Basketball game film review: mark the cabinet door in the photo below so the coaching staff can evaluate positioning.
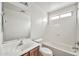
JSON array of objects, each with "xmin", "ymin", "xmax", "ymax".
[{"xmin": 30, "ymin": 46, "xmax": 39, "ymax": 56}]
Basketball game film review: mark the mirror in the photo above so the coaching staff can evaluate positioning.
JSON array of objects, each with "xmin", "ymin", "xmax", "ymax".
[{"xmin": 2, "ymin": 2, "xmax": 31, "ymax": 42}]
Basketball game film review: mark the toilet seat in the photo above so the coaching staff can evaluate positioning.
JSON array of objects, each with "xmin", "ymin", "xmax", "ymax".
[{"xmin": 40, "ymin": 47, "xmax": 53, "ymax": 56}]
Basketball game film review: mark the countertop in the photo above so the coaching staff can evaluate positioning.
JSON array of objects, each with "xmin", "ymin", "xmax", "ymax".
[{"xmin": 0, "ymin": 39, "xmax": 40, "ymax": 56}]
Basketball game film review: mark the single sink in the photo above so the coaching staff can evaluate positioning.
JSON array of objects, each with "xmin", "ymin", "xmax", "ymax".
[
  {"xmin": 16, "ymin": 40, "xmax": 36, "ymax": 53},
  {"xmin": 14, "ymin": 39, "xmax": 39, "ymax": 55}
]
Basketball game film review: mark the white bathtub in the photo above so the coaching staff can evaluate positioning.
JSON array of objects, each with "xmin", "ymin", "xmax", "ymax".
[{"xmin": 43, "ymin": 41, "xmax": 79, "ymax": 56}]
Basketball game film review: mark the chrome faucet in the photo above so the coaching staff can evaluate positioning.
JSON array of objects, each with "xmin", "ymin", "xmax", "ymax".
[{"xmin": 17, "ymin": 40, "xmax": 23, "ymax": 46}]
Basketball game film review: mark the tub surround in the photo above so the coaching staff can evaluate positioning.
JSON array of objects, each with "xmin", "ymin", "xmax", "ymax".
[{"xmin": 0, "ymin": 39, "xmax": 40, "ymax": 56}]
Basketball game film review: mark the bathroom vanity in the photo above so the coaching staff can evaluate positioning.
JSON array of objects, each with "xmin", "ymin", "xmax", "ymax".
[{"xmin": 0, "ymin": 39, "xmax": 40, "ymax": 56}]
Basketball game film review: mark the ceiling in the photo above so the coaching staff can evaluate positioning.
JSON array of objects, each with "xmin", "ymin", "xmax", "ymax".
[{"xmin": 33, "ymin": 2, "xmax": 76, "ymax": 13}]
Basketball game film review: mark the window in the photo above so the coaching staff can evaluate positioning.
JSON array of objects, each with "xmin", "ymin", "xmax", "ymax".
[
  {"xmin": 49, "ymin": 12, "xmax": 72, "ymax": 20},
  {"xmin": 60, "ymin": 12, "xmax": 72, "ymax": 18},
  {"xmin": 50, "ymin": 16, "xmax": 59, "ymax": 20}
]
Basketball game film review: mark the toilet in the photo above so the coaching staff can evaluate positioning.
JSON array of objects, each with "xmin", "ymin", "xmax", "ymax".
[{"xmin": 33, "ymin": 38, "xmax": 53, "ymax": 56}]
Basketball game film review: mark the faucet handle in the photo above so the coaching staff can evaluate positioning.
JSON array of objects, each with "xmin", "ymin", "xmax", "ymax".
[{"xmin": 72, "ymin": 46, "xmax": 79, "ymax": 51}]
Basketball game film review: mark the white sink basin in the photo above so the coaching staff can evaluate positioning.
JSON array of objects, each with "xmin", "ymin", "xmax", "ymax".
[{"xmin": 16, "ymin": 43, "xmax": 32, "ymax": 52}]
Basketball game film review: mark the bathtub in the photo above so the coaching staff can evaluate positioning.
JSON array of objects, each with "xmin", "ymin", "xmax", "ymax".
[{"xmin": 42, "ymin": 41, "xmax": 79, "ymax": 56}]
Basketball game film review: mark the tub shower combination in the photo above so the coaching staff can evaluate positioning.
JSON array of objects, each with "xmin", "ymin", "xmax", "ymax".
[{"xmin": 42, "ymin": 3, "xmax": 79, "ymax": 56}]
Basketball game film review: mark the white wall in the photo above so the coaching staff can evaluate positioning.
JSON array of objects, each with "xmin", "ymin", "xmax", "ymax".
[
  {"xmin": 30, "ymin": 3, "xmax": 47, "ymax": 40},
  {"xmin": 42, "ymin": 4, "xmax": 77, "ymax": 47}
]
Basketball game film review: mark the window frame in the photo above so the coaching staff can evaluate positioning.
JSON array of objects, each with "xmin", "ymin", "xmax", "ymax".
[{"xmin": 60, "ymin": 11, "xmax": 72, "ymax": 18}]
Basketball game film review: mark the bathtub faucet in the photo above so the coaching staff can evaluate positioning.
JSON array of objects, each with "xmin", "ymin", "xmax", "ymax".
[{"xmin": 72, "ymin": 46, "xmax": 79, "ymax": 52}]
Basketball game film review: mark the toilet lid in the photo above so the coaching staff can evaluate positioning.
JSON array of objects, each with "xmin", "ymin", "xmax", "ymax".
[{"xmin": 40, "ymin": 47, "xmax": 52, "ymax": 54}]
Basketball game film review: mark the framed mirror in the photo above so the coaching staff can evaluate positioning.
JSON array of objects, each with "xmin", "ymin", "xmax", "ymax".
[{"xmin": 2, "ymin": 2, "xmax": 31, "ymax": 42}]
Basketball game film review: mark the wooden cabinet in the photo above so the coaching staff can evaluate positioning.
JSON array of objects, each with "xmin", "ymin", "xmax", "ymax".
[
  {"xmin": 30, "ymin": 46, "xmax": 39, "ymax": 56},
  {"xmin": 21, "ymin": 46, "xmax": 39, "ymax": 56}
]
